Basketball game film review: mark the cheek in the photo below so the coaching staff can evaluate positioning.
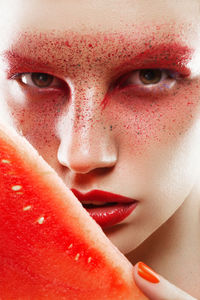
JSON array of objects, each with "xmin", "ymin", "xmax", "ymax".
[
  {"xmin": 106, "ymin": 79, "xmax": 200, "ymax": 209},
  {"xmin": 106, "ymin": 79, "xmax": 200, "ymax": 155},
  {"xmin": 2, "ymin": 85, "xmax": 68, "ymax": 158}
]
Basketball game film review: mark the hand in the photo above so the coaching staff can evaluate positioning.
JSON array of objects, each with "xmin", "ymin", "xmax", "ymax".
[{"xmin": 133, "ymin": 262, "xmax": 198, "ymax": 300}]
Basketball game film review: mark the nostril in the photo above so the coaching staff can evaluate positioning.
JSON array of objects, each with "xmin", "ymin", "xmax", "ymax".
[
  {"xmin": 62, "ymin": 160, "xmax": 97, "ymax": 174},
  {"xmin": 57, "ymin": 144, "xmax": 117, "ymax": 174},
  {"xmin": 57, "ymin": 121, "xmax": 118, "ymax": 174},
  {"xmin": 58, "ymin": 155, "xmax": 117, "ymax": 174}
]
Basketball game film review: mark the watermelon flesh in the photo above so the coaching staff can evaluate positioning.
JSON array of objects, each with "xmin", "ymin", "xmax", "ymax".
[{"xmin": 0, "ymin": 124, "xmax": 147, "ymax": 300}]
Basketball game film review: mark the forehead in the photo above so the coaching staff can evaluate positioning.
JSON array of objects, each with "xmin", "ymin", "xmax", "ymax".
[
  {"xmin": 0, "ymin": 0, "xmax": 200, "ymax": 79},
  {"xmin": 0, "ymin": 0, "xmax": 199, "ymax": 33}
]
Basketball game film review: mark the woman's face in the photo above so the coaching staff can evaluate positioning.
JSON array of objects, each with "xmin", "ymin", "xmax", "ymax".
[{"xmin": 0, "ymin": 0, "xmax": 200, "ymax": 254}]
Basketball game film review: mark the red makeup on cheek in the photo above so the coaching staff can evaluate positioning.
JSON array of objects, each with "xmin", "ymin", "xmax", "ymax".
[
  {"xmin": 108, "ymin": 78, "xmax": 200, "ymax": 153},
  {"xmin": 4, "ymin": 86, "xmax": 68, "ymax": 165}
]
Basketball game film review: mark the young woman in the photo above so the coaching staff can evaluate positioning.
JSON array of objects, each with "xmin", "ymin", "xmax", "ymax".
[{"xmin": 0, "ymin": 0, "xmax": 199, "ymax": 298}]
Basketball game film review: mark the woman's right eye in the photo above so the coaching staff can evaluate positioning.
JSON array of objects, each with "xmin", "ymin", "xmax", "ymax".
[{"xmin": 16, "ymin": 73, "xmax": 64, "ymax": 89}]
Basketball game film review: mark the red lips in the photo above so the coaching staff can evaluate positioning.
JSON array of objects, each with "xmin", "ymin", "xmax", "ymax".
[{"xmin": 71, "ymin": 189, "xmax": 138, "ymax": 228}]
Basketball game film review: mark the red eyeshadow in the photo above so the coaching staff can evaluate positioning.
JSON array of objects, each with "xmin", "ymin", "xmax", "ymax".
[
  {"xmin": 113, "ymin": 43, "xmax": 193, "ymax": 78},
  {"xmin": 3, "ymin": 31, "xmax": 194, "ymax": 112},
  {"xmin": 4, "ymin": 52, "xmax": 57, "ymax": 79},
  {"xmin": 2, "ymin": 28, "xmax": 199, "ymax": 158},
  {"xmin": 4, "ymin": 32, "xmax": 194, "ymax": 75}
]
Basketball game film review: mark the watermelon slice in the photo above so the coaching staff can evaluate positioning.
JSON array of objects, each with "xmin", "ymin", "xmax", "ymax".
[{"xmin": 0, "ymin": 124, "xmax": 147, "ymax": 300}]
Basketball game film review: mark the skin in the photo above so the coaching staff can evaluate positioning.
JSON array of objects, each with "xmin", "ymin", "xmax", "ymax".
[{"xmin": 0, "ymin": 0, "xmax": 199, "ymax": 298}]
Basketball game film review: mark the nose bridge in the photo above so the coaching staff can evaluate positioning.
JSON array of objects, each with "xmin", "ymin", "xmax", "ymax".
[
  {"xmin": 70, "ymin": 84, "xmax": 101, "ymax": 154},
  {"xmin": 57, "ymin": 78, "xmax": 117, "ymax": 173},
  {"xmin": 76, "ymin": 82, "xmax": 100, "ymax": 130},
  {"xmin": 70, "ymin": 77, "xmax": 105, "ymax": 145}
]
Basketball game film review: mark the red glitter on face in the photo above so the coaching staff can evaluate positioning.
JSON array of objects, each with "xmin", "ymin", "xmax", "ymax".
[
  {"xmin": 100, "ymin": 43, "xmax": 193, "ymax": 109},
  {"xmin": 65, "ymin": 40, "xmax": 71, "ymax": 48},
  {"xmin": 5, "ymin": 52, "xmax": 57, "ymax": 79},
  {"xmin": 113, "ymin": 43, "xmax": 193, "ymax": 78},
  {"xmin": 4, "ymin": 33, "xmax": 194, "ymax": 114},
  {"xmin": 2, "ymin": 29, "xmax": 197, "ymax": 158}
]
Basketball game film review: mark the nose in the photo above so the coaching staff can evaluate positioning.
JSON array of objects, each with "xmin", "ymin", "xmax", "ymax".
[{"xmin": 57, "ymin": 85, "xmax": 118, "ymax": 174}]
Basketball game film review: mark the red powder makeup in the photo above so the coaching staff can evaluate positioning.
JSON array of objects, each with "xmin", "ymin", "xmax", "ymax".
[{"xmin": 2, "ymin": 25, "xmax": 197, "ymax": 156}]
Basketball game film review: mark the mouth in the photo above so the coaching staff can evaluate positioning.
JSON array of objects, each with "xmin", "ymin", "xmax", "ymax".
[{"xmin": 71, "ymin": 189, "xmax": 138, "ymax": 228}]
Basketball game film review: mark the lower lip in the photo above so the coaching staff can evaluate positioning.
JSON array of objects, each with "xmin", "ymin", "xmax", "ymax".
[{"xmin": 83, "ymin": 202, "xmax": 137, "ymax": 228}]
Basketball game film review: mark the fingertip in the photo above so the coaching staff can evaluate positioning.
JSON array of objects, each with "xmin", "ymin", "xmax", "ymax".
[
  {"xmin": 136, "ymin": 262, "xmax": 160, "ymax": 284},
  {"xmin": 133, "ymin": 262, "xmax": 195, "ymax": 300},
  {"xmin": 133, "ymin": 262, "xmax": 161, "ymax": 300}
]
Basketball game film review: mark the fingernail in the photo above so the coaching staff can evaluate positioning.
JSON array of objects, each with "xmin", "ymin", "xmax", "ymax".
[{"xmin": 137, "ymin": 262, "xmax": 160, "ymax": 284}]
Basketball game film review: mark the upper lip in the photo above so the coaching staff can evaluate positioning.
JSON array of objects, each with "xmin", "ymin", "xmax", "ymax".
[{"xmin": 71, "ymin": 189, "xmax": 137, "ymax": 204}]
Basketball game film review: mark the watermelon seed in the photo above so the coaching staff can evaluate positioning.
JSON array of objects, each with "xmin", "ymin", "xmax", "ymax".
[
  {"xmin": 88, "ymin": 257, "xmax": 92, "ymax": 263},
  {"xmin": 75, "ymin": 253, "xmax": 80, "ymax": 261},
  {"xmin": 23, "ymin": 205, "xmax": 32, "ymax": 211},
  {"xmin": 12, "ymin": 185, "xmax": 22, "ymax": 191},
  {"xmin": 37, "ymin": 216, "xmax": 45, "ymax": 224},
  {"xmin": 1, "ymin": 159, "xmax": 11, "ymax": 164},
  {"xmin": 68, "ymin": 243, "xmax": 73, "ymax": 249}
]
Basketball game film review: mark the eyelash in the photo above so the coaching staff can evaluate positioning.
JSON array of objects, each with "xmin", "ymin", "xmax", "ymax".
[
  {"xmin": 13, "ymin": 72, "xmax": 64, "ymax": 91},
  {"xmin": 115, "ymin": 69, "xmax": 179, "ymax": 91},
  {"xmin": 12, "ymin": 69, "xmax": 179, "ymax": 93}
]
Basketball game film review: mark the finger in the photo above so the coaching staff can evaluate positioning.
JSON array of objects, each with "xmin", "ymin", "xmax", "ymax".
[{"xmin": 133, "ymin": 262, "xmax": 198, "ymax": 300}]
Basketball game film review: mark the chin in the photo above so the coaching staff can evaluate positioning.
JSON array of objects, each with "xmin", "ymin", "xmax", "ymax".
[{"xmin": 103, "ymin": 223, "xmax": 140, "ymax": 255}]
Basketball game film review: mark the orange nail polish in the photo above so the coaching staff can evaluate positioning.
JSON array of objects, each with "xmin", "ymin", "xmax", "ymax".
[{"xmin": 137, "ymin": 262, "xmax": 160, "ymax": 284}]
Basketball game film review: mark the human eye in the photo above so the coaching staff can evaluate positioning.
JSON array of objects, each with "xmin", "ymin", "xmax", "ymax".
[
  {"xmin": 12, "ymin": 72, "xmax": 64, "ymax": 90},
  {"xmin": 116, "ymin": 69, "xmax": 179, "ymax": 93}
]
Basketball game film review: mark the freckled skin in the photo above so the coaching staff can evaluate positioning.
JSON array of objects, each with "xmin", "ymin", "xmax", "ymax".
[{"xmin": 0, "ymin": 0, "xmax": 200, "ymax": 297}]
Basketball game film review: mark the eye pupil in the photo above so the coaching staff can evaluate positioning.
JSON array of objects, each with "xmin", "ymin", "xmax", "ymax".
[
  {"xmin": 139, "ymin": 69, "xmax": 162, "ymax": 84},
  {"xmin": 31, "ymin": 73, "xmax": 54, "ymax": 88}
]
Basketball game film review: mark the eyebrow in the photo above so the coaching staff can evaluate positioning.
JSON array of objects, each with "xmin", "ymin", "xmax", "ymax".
[
  {"xmin": 3, "ymin": 32, "xmax": 194, "ymax": 79},
  {"xmin": 4, "ymin": 51, "xmax": 58, "ymax": 79},
  {"xmin": 113, "ymin": 43, "xmax": 193, "ymax": 78}
]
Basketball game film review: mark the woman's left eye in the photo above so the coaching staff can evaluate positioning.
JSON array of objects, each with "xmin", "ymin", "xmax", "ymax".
[
  {"xmin": 16, "ymin": 73, "xmax": 63, "ymax": 89},
  {"xmin": 117, "ymin": 69, "xmax": 177, "ymax": 90},
  {"xmin": 138, "ymin": 69, "xmax": 163, "ymax": 84}
]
